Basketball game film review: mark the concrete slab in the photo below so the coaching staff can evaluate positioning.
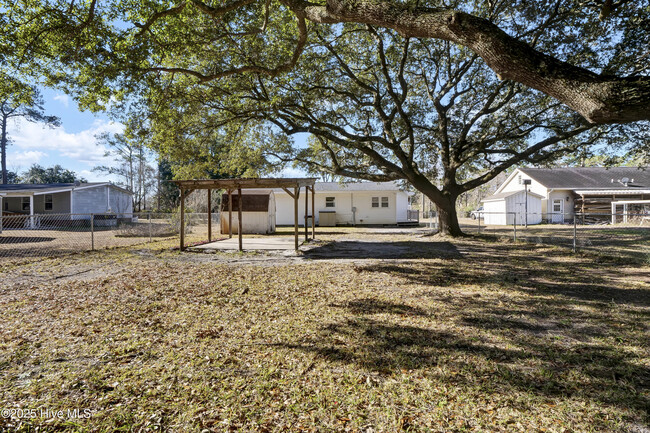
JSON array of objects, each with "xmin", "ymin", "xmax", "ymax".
[{"xmin": 193, "ymin": 237, "xmax": 297, "ymax": 251}]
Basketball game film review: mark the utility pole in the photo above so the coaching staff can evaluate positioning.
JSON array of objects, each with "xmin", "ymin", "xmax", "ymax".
[{"xmin": 523, "ymin": 179, "xmax": 531, "ymax": 228}]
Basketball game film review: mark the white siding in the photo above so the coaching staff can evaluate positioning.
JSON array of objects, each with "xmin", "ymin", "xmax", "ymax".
[
  {"xmin": 219, "ymin": 191, "xmax": 276, "ymax": 234},
  {"xmin": 276, "ymin": 191, "xmax": 354, "ymax": 225},
  {"xmin": 547, "ymin": 189, "xmax": 573, "ymax": 222},
  {"xmin": 395, "ymin": 191, "xmax": 409, "ymax": 222},
  {"xmin": 483, "ymin": 200, "xmax": 506, "ymax": 225},
  {"xmin": 353, "ymin": 192, "xmax": 396, "ymax": 225},
  {"xmin": 499, "ymin": 170, "xmax": 548, "ymax": 197},
  {"xmin": 484, "ymin": 191, "xmax": 542, "ymax": 225},
  {"xmin": 505, "ymin": 191, "xmax": 542, "ymax": 225},
  {"xmin": 275, "ymin": 189, "xmax": 406, "ymax": 225},
  {"xmin": 220, "ymin": 212, "xmax": 275, "ymax": 234}
]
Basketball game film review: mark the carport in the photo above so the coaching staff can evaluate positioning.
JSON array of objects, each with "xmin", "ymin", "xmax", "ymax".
[{"xmin": 173, "ymin": 178, "xmax": 317, "ymax": 251}]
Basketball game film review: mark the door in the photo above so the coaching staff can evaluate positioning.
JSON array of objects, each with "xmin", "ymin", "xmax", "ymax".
[{"xmin": 551, "ymin": 199, "xmax": 564, "ymax": 223}]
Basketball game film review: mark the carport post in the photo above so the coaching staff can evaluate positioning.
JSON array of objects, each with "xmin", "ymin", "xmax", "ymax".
[
  {"xmin": 294, "ymin": 186, "xmax": 299, "ymax": 250},
  {"xmin": 304, "ymin": 185, "xmax": 309, "ymax": 241},
  {"xmin": 311, "ymin": 186, "xmax": 315, "ymax": 239},
  {"xmin": 180, "ymin": 189, "xmax": 185, "ymax": 251},
  {"xmin": 573, "ymin": 216, "xmax": 577, "ymax": 253},
  {"xmin": 238, "ymin": 187, "xmax": 243, "ymax": 251},
  {"xmin": 207, "ymin": 189, "xmax": 212, "ymax": 242},
  {"xmin": 228, "ymin": 189, "xmax": 233, "ymax": 239}
]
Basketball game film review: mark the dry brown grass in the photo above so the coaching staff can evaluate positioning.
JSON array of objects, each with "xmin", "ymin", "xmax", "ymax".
[{"xmin": 0, "ymin": 230, "xmax": 648, "ymax": 432}]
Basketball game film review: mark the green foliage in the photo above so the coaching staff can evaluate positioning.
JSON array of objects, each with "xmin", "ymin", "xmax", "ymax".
[{"xmin": 20, "ymin": 164, "xmax": 85, "ymax": 184}]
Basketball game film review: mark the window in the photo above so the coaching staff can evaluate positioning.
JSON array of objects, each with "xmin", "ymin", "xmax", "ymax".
[
  {"xmin": 552, "ymin": 200, "xmax": 562, "ymax": 212},
  {"xmin": 21, "ymin": 197, "xmax": 30, "ymax": 211},
  {"xmin": 325, "ymin": 197, "xmax": 335, "ymax": 208},
  {"xmin": 372, "ymin": 197, "xmax": 389, "ymax": 208},
  {"xmin": 44, "ymin": 194, "xmax": 53, "ymax": 210}
]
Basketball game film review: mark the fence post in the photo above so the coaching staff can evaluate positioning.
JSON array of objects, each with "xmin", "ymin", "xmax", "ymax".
[
  {"xmin": 478, "ymin": 214, "xmax": 481, "ymax": 234},
  {"xmin": 90, "ymin": 213, "xmax": 94, "ymax": 251},
  {"xmin": 148, "ymin": 212, "xmax": 152, "ymax": 243},
  {"xmin": 573, "ymin": 215, "xmax": 577, "ymax": 253},
  {"xmin": 513, "ymin": 213, "xmax": 517, "ymax": 242}
]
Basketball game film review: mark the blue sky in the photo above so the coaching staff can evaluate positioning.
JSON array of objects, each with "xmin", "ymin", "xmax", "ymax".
[
  {"xmin": 6, "ymin": 87, "xmax": 308, "ymax": 182},
  {"xmin": 6, "ymin": 88, "xmax": 123, "ymax": 182}
]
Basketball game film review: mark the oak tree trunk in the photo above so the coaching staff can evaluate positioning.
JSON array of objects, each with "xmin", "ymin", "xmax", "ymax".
[
  {"xmin": 435, "ymin": 193, "xmax": 463, "ymax": 237},
  {"xmin": 411, "ymin": 175, "xmax": 464, "ymax": 236}
]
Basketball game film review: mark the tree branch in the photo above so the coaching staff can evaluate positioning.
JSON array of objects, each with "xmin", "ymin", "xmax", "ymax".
[{"xmin": 304, "ymin": 0, "xmax": 650, "ymax": 124}]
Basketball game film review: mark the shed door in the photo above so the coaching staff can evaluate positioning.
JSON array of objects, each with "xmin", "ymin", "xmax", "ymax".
[{"xmin": 551, "ymin": 199, "xmax": 564, "ymax": 223}]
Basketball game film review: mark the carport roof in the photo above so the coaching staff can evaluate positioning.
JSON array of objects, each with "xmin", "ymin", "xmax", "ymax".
[{"xmin": 172, "ymin": 178, "xmax": 316, "ymax": 190}]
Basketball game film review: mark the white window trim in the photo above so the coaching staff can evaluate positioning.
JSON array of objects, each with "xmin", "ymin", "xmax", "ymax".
[{"xmin": 325, "ymin": 197, "xmax": 335, "ymax": 208}]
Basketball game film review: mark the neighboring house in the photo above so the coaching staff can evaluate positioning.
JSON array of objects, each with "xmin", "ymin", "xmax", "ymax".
[
  {"xmin": 220, "ymin": 189, "xmax": 276, "ymax": 234},
  {"xmin": 274, "ymin": 181, "xmax": 416, "ymax": 226},
  {"xmin": 485, "ymin": 167, "xmax": 650, "ymax": 224},
  {"xmin": 0, "ymin": 182, "xmax": 134, "ymax": 222}
]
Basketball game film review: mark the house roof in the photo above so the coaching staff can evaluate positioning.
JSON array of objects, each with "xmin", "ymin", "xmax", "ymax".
[
  {"xmin": 0, "ymin": 182, "xmax": 133, "ymax": 195},
  {"xmin": 274, "ymin": 181, "xmax": 409, "ymax": 194},
  {"xmin": 482, "ymin": 190, "xmax": 544, "ymax": 202},
  {"xmin": 519, "ymin": 167, "xmax": 650, "ymax": 190}
]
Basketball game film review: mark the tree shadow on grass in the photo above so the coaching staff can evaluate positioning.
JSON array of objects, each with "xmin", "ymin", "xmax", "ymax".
[
  {"xmin": 0, "ymin": 236, "xmax": 56, "ymax": 244},
  {"xmin": 279, "ymin": 300, "xmax": 650, "ymax": 421},
  {"xmin": 354, "ymin": 254, "xmax": 650, "ymax": 308},
  {"xmin": 302, "ymin": 241, "xmax": 463, "ymax": 260}
]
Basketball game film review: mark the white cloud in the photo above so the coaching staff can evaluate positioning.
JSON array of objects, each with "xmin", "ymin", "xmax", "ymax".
[
  {"xmin": 7, "ymin": 150, "xmax": 47, "ymax": 169},
  {"xmin": 53, "ymin": 94, "xmax": 70, "ymax": 108},
  {"xmin": 274, "ymin": 166, "xmax": 308, "ymax": 178},
  {"xmin": 8, "ymin": 118, "xmax": 123, "ymax": 166}
]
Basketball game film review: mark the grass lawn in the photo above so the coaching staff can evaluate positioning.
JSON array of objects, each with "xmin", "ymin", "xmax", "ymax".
[{"xmin": 0, "ymin": 230, "xmax": 648, "ymax": 432}]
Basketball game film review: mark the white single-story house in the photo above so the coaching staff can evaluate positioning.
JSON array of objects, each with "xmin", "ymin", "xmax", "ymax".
[
  {"xmin": 273, "ymin": 181, "xmax": 416, "ymax": 226},
  {"xmin": 0, "ymin": 182, "xmax": 133, "ymax": 221},
  {"xmin": 487, "ymin": 167, "xmax": 650, "ymax": 224},
  {"xmin": 220, "ymin": 189, "xmax": 276, "ymax": 234},
  {"xmin": 482, "ymin": 190, "xmax": 544, "ymax": 225}
]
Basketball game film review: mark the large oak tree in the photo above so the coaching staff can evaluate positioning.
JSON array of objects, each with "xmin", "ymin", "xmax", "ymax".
[
  {"xmin": 144, "ymin": 24, "xmax": 628, "ymax": 234},
  {"xmin": 1, "ymin": 0, "xmax": 647, "ymax": 233}
]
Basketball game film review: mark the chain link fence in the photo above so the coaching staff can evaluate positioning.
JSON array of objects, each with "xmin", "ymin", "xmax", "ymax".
[
  {"xmin": 462, "ymin": 211, "xmax": 650, "ymax": 262},
  {"xmin": 0, "ymin": 212, "xmax": 220, "ymax": 260}
]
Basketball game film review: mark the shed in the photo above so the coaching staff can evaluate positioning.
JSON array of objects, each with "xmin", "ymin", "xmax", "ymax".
[
  {"xmin": 220, "ymin": 190, "xmax": 276, "ymax": 234},
  {"xmin": 482, "ymin": 190, "xmax": 543, "ymax": 225}
]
